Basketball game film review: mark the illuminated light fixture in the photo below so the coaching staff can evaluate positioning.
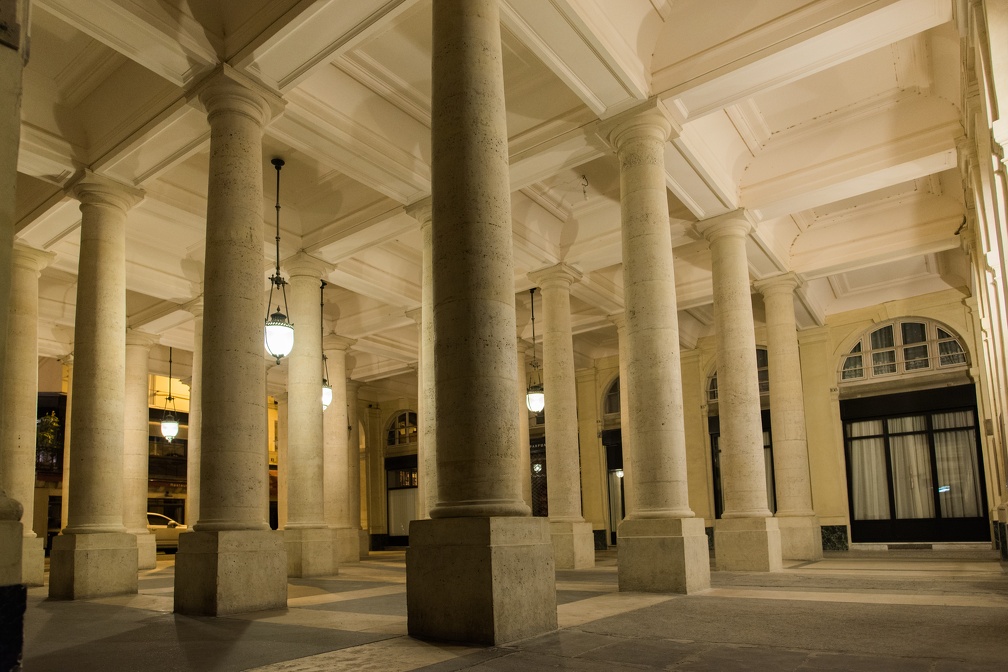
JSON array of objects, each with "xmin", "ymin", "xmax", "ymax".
[
  {"xmin": 526, "ymin": 287, "xmax": 545, "ymax": 413},
  {"xmin": 320, "ymin": 279, "xmax": 332, "ymax": 411},
  {"xmin": 161, "ymin": 347, "xmax": 179, "ymax": 442},
  {"xmin": 616, "ymin": 469, "xmax": 624, "ymax": 479},
  {"xmin": 264, "ymin": 157, "xmax": 294, "ymax": 364}
]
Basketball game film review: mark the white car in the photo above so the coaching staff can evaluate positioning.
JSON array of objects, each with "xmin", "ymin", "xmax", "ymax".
[{"xmin": 146, "ymin": 512, "xmax": 187, "ymax": 552}]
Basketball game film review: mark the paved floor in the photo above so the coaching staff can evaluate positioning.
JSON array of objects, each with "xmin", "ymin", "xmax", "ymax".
[{"xmin": 22, "ymin": 548, "xmax": 1008, "ymax": 671}]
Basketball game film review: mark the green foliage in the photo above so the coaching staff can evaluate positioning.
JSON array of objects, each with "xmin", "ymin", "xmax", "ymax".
[{"xmin": 36, "ymin": 411, "xmax": 61, "ymax": 452}]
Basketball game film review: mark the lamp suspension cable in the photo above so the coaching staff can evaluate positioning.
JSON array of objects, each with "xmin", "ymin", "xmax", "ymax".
[
  {"xmin": 526, "ymin": 287, "xmax": 545, "ymax": 413},
  {"xmin": 321, "ymin": 279, "xmax": 332, "ymax": 411},
  {"xmin": 161, "ymin": 346, "xmax": 179, "ymax": 442},
  {"xmin": 264, "ymin": 157, "xmax": 295, "ymax": 364}
]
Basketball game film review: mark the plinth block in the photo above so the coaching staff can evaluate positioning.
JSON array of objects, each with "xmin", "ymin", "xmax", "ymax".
[
  {"xmin": 136, "ymin": 532, "xmax": 157, "ymax": 570},
  {"xmin": 49, "ymin": 532, "xmax": 138, "ymax": 600},
  {"xmin": 22, "ymin": 536, "xmax": 44, "ymax": 587},
  {"xmin": 285, "ymin": 527, "xmax": 337, "ymax": 577},
  {"xmin": 617, "ymin": 517, "xmax": 710, "ymax": 593},
  {"xmin": 714, "ymin": 516, "xmax": 783, "ymax": 571},
  {"xmin": 550, "ymin": 520, "xmax": 596, "ymax": 569},
  {"xmin": 334, "ymin": 527, "xmax": 361, "ymax": 564},
  {"xmin": 777, "ymin": 515, "xmax": 823, "ymax": 561},
  {"xmin": 406, "ymin": 516, "xmax": 557, "ymax": 645},
  {"xmin": 174, "ymin": 529, "xmax": 287, "ymax": 616}
]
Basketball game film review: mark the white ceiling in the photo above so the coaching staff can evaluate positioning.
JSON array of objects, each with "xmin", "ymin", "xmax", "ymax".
[{"xmin": 15, "ymin": 0, "xmax": 969, "ymax": 392}]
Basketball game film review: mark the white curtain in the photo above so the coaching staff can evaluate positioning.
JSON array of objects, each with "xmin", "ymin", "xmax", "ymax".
[
  {"xmin": 848, "ymin": 420, "xmax": 889, "ymax": 520},
  {"xmin": 387, "ymin": 488, "xmax": 418, "ymax": 536},
  {"xmin": 888, "ymin": 416, "xmax": 934, "ymax": 519},
  {"xmin": 933, "ymin": 411, "xmax": 982, "ymax": 518}
]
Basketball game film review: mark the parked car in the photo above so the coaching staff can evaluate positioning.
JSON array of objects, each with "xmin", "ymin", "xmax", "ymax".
[{"xmin": 147, "ymin": 512, "xmax": 187, "ymax": 552}]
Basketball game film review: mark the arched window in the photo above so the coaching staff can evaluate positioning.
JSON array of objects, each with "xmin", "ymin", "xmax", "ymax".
[
  {"xmin": 602, "ymin": 377, "xmax": 620, "ymax": 416},
  {"xmin": 839, "ymin": 319, "xmax": 967, "ymax": 383},
  {"xmin": 387, "ymin": 411, "xmax": 418, "ymax": 447},
  {"xmin": 707, "ymin": 348, "xmax": 769, "ymax": 403}
]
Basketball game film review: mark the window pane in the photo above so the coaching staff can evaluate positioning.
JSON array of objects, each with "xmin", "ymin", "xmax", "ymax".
[
  {"xmin": 758, "ymin": 369, "xmax": 769, "ymax": 395},
  {"xmin": 938, "ymin": 339, "xmax": 966, "ymax": 366},
  {"xmin": 901, "ymin": 322, "xmax": 927, "ymax": 344},
  {"xmin": 871, "ymin": 325, "xmax": 894, "ymax": 349},
  {"xmin": 872, "ymin": 349, "xmax": 896, "ymax": 376},
  {"xmin": 849, "ymin": 341, "xmax": 862, "ymax": 354},
  {"xmin": 842, "ymin": 355, "xmax": 864, "ymax": 380},
  {"xmin": 904, "ymin": 344, "xmax": 930, "ymax": 370},
  {"xmin": 933, "ymin": 412, "xmax": 982, "ymax": 518},
  {"xmin": 849, "ymin": 436, "xmax": 890, "ymax": 520},
  {"xmin": 708, "ymin": 376, "xmax": 718, "ymax": 402},
  {"xmin": 756, "ymin": 349, "xmax": 768, "ymax": 368},
  {"xmin": 888, "ymin": 415, "xmax": 926, "ymax": 433},
  {"xmin": 890, "ymin": 433, "xmax": 935, "ymax": 519},
  {"xmin": 846, "ymin": 419, "xmax": 883, "ymax": 439}
]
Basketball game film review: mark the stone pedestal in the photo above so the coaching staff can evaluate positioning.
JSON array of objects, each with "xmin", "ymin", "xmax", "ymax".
[
  {"xmin": 550, "ymin": 520, "xmax": 595, "ymax": 569},
  {"xmin": 285, "ymin": 527, "xmax": 336, "ymax": 578},
  {"xmin": 617, "ymin": 518, "xmax": 710, "ymax": 593},
  {"xmin": 777, "ymin": 515, "xmax": 822, "ymax": 561},
  {"xmin": 174, "ymin": 529, "xmax": 286, "ymax": 616},
  {"xmin": 714, "ymin": 517, "xmax": 783, "ymax": 572},
  {"xmin": 49, "ymin": 532, "xmax": 138, "ymax": 599},
  {"xmin": 407, "ymin": 517, "xmax": 557, "ymax": 645}
]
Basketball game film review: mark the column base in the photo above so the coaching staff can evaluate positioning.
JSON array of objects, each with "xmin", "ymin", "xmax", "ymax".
[
  {"xmin": 714, "ymin": 517, "xmax": 782, "ymax": 572},
  {"xmin": 174, "ymin": 529, "xmax": 287, "ymax": 616},
  {"xmin": 358, "ymin": 529, "xmax": 369, "ymax": 559},
  {"xmin": 406, "ymin": 516, "xmax": 557, "ymax": 645},
  {"xmin": 49, "ymin": 532, "xmax": 139, "ymax": 600},
  {"xmin": 21, "ymin": 536, "xmax": 44, "ymax": 586},
  {"xmin": 617, "ymin": 517, "xmax": 710, "ymax": 593},
  {"xmin": 550, "ymin": 520, "xmax": 595, "ymax": 569},
  {"xmin": 777, "ymin": 515, "xmax": 823, "ymax": 561},
  {"xmin": 334, "ymin": 527, "xmax": 360, "ymax": 564},
  {"xmin": 134, "ymin": 531, "xmax": 157, "ymax": 570},
  {"xmin": 285, "ymin": 527, "xmax": 337, "ymax": 577}
]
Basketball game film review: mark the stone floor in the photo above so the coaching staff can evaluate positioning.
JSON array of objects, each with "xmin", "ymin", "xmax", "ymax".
[{"xmin": 21, "ymin": 548, "xmax": 1008, "ymax": 671}]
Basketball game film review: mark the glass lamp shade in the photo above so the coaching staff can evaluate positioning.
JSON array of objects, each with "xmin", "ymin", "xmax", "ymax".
[
  {"xmin": 526, "ymin": 384, "xmax": 545, "ymax": 413},
  {"xmin": 265, "ymin": 311, "xmax": 295, "ymax": 361},
  {"xmin": 322, "ymin": 381, "xmax": 333, "ymax": 410},
  {"xmin": 161, "ymin": 414, "xmax": 179, "ymax": 442}
]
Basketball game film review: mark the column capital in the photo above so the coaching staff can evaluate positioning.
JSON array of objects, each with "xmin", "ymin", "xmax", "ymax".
[
  {"xmin": 406, "ymin": 196, "xmax": 432, "ymax": 226},
  {"xmin": 754, "ymin": 272, "xmax": 801, "ymax": 297},
  {"xmin": 528, "ymin": 262, "xmax": 582, "ymax": 289},
  {"xmin": 405, "ymin": 307, "xmax": 422, "ymax": 325},
  {"xmin": 993, "ymin": 118, "xmax": 1008, "ymax": 163},
  {"xmin": 69, "ymin": 170, "xmax": 145, "ymax": 212},
  {"xmin": 285, "ymin": 251, "xmax": 333, "ymax": 279},
  {"xmin": 597, "ymin": 98, "xmax": 681, "ymax": 151},
  {"xmin": 125, "ymin": 329, "xmax": 160, "ymax": 349},
  {"xmin": 183, "ymin": 295, "xmax": 204, "ymax": 319},
  {"xmin": 323, "ymin": 334, "xmax": 356, "ymax": 352},
  {"xmin": 11, "ymin": 243, "xmax": 56, "ymax": 276},
  {"xmin": 695, "ymin": 208, "xmax": 755, "ymax": 243},
  {"xmin": 191, "ymin": 64, "xmax": 285, "ymax": 126},
  {"xmin": 346, "ymin": 379, "xmax": 362, "ymax": 395},
  {"xmin": 608, "ymin": 311, "xmax": 626, "ymax": 331},
  {"xmin": 516, "ymin": 337, "xmax": 530, "ymax": 355}
]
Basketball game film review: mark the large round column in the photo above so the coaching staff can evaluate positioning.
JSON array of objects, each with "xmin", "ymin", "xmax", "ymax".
[
  {"xmin": 1, "ymin": 244, "xmax": 54, "ymax": 585},
  {"xmin": 173, "ymin": 72, "xmax": 287, "ymax": 616},
  {"xmin": 49, "ymin": 173, "xmax": 142, "ymax": 600},
  {"xmin": 529, "ymin": 264, "xmax": 594, "ymax": 568},
  {"xmin": 755, "ymin": 273, "xmax": 822, "ymax": 560},
  {"xmin": 283, "ymin": 254, "xmax": 335, "ymax": 577},
  {"xmin": 697, "ymin": 210, "xmax": 782, "ymax": 571},
  {"xmin": 609, "ymin": 312, "xmax": 635, "ymax": 521},
  {"xmin": 324, "ymin": 334, "xmax": 357, "ymax": 562},
  {"xmin": 60, "ymin": 355, "xmax": 74, "ymax": 530},
  {"xmin": 185, "ymin": 298, "xmax": 203, "ymax": 527},
  {"xmin": 602, "ymin": 103, "xmax": 710, "ymax": 593},
  {"xmin": 516, "ymin": 339, "xmax": 532, "ymax": 509},
  {"xmin": 123, "ymin": 331, "xmax": 159, "ymax": 569},
  {"xmin": 406, "ymin": 0, "xmax": 557, "ymax": 645},
  {"xmin": 346, "ymin": 379, "xmax": 368, "ymax": 558}
]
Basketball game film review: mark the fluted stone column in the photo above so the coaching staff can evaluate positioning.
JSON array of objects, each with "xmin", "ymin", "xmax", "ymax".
[
  {"xmin": 516, "ymin": 339, "xmax": 532, "ymax": 508},
  {"xmin": 283, "ymin": 253, "xmax": 336, "ymax": 577},
  {"xmin": 755, "ymin": 273, "xmax": 822, "ymax": 560},
  {"xmin": 529, "ymin": 264, "xmax": 594, "ymax": 568},
  {"xmin": 173, "ymin": 71, "xmax": 287, "ymax": 616},
  {"xmin": 609, "ymin": 312, "xmax": 636, "ymax": 521},
  {"xmin": 1, "ymin": 245, "xmax": 53, "ymax": 585},
  {"xmin": 347, "ymin": 379, "xmax": 368, "ymax": 558},
  {"xmin": 49, "ymin": 173, "xmax": 142, "ymax": 600},
  {"xmin": 324, "ymin": 335, "xmax": 357, "ymax": 562},
  {"xmin": 406, "ymin": 0, "xmax": 557, "ymax": 645},
  {"xmin": 598, "ymin": 103, "xmax": 710, "ymax": 593},
  {"xmin": 60, "ymin": 355, "xmax": 74, "ymax": 530},
  {"xmin": 185, "ymin": 298, "xmax": 203, "ymax": 527},
  {"xmin": 698, "ymin": 209, "xmax": 782, "ymax": 572},
  {"xmin": 123, "ymin": 331, "xmax": 159, "ymax": 569}
]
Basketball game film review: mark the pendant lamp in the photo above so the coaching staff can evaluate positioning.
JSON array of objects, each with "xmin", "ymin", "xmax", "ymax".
[
  {"xmin": 265, "ymin": 157, "xmax": 294, "ymax": 363},
  {"xmin": 526, "ymin": 287, "xmax": 545, "ymax": 413}
]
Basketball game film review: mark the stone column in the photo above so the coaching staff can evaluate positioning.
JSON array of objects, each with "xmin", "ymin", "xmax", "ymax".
[
  {"xmin": 347, "ymin": 379, "xmax": 368, "ymax": 558},
  {"xmin": 283, "ymin": 253, "xmax": 336, "ymax": 577},
  {"xmin": 0, "ymin": 245, "xmax": 53, "ymax": 585},
  {"xmin": 406, "ymin": 0, "xmax": 557, "ymax": 645},
  {"xmin": 598, "ymin": 103, "xmax": 710, "ymax": 593},
  {"xmin": 755, "ymin": 273, "xmax": 822, "ymax": 560},
  {"xmin": 123, "ymin": 331, "xmax": 159, "ymax": 569},
  {"xmin": 697, "ymin": 209, "xmax": 782, "ymax": 572},
  {"xmin": 60, "ymin": 355, "xmax": 73, "ymax": 530},
  {"xmin": 49, "ymin": 173, "xmax": 142, "ymax": 600},
  {"xmin": 406, "ymin": 308, "xmax": 428, "ymax": 520},
  {"xmin": 185, "ymin": 298, "xmax": 203, "ymax": 527},
  {"xmin": 324, "ymin": 335, "xmax": 357, "ymax": 562},
  {"xmin": 516, "ymin": 339, "xmax": 532, "ymax": 508},
  {"xmin": 529, "ymin": 264, "xmax": 594, "ymax": 568},
  {"xmin": 173, "ymin": 71, "xmax": 287, "ymax": 616},
  {"xmin": 609, "ymin": 312, "xmax": 635, "ymax": 520},
  {"xmin": 275, "ymin": 393, "xmax": 288, "ymax": 530}
]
